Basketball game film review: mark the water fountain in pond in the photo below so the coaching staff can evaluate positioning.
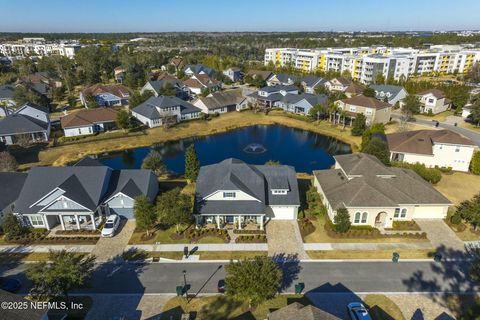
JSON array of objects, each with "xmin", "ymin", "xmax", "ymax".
[{"xmin": 243, "ymin": 143, "xmax": 267, "ymax": 154}]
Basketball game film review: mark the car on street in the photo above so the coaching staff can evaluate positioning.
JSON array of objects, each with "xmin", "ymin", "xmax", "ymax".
[
  {"xmin": 101, "ymin": 214, "xmax": 121, "ymax": 237},
  {"xmin": 347, "ymin": 302, "xmax": 372, "ymax": 320},
  {"xmin": 0, "ymin": 278, "xmax": 21, "ymax": 292},
  {"xmin": 217, "ymin": 279, "xmax": 226, "ymax": 293}
]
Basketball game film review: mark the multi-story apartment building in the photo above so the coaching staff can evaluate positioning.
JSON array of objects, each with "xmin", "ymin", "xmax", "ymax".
[
  {"xmin": 0, "ymin": 38, "xmax": 81, "ymax": 59},
  {"xmin": 265, "ymin": 45, "xmax": 480, "ymax": 84}
]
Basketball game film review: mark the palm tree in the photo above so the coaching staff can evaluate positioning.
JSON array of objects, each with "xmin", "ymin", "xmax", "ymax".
[{"xmin": 340, "ymin": 109, "xmax": 348, "ymax": 130}]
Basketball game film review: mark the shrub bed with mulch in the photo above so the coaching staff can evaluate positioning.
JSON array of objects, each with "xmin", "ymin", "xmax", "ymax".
[
  {"xmin": 298, "ymin": 218, "xmax": 316, "ymax": 239},
  {"xmin": 235, "ymin": 235, "xmax": 267, "ymax": 243},
  {"xmin": 232, "ymin": 229, "xmax": 266, "ymax": 235},
  {"xmin": 7, "ymin": 236, "xmax": 99, "ymax": 245},
  {"xmin": 185, "ymin": 228, "xmax": 230, "ymax": 243},
  {"xmin": 385, "ymin": 220, "xmax": 421, "ymax": 231},
  {"xmin": 5, "ymin": 229, "xmax": 49, "ymax": 243},
  {"xmin": 55, "ymin": 229, "xmax": 100, "ymax": 235},
  {"xmin": 324, "ymin": 219, "xmax": 427, "ymax": 240}
]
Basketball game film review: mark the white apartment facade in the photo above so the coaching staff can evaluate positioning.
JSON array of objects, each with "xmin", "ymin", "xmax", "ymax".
[
  {"xmin": 0, "ymin": 39, "xmax": 81, "ymax": 58},
  {"xmin": 265, "ymin": 45, "xmax": 480, "ymax": 84}
]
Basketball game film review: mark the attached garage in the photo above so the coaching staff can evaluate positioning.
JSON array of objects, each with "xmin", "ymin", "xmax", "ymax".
[
  {"xmin": 109, "ymin": 207, "xmax": 134, "ymax": 219},
  {"xmin": 412, "ymin": 205, "xmax": 449, "ymax": 219},
  {"xmin": 270, "ymin": 206, "xmax": 299, "ymax": 220}
]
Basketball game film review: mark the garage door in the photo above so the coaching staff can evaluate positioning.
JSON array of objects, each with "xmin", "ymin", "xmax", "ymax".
[
  {"xmin": 412, "ymin": 206, "xmax": 448, "ymax": 219},
  {"xmin": 270, "ymin": 206, "xmax": 298, "ymax": 220},
  {"xmin": 109, "ymin": 207, "xmax": 134, "ymax": 219}
]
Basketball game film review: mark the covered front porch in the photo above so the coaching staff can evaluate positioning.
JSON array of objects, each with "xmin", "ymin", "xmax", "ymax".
[{"xmin": 195, "ymin": 215, "xmax": 265, "ymax": 230}]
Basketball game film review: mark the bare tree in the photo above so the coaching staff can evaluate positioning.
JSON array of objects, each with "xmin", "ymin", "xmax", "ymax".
[{"xmin": 0, "ymin": 151, "xmax": 18, "ymax": 172}]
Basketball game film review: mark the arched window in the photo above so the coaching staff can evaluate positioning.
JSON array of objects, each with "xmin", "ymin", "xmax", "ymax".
[
  {"xmin": 401, "ymin": 208, "xmax": 407, "ymax": 218},
  {"xmin": 361, "ymin": 212, "xmax": 368, "ymax": 224},
  {"xmin": 354, "ymin": 212, "xmax": 361, "ymax": 224}
]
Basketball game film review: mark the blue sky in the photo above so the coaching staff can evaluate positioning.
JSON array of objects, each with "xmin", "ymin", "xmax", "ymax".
[{"xmin": 0, "ymin": 0, "xmax": 479, "ymax": 32}]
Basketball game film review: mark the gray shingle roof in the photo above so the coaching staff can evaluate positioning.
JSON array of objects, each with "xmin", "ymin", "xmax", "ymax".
[
  {"xmin": 0, "ymin": 114, "xmax": 49, "ymax": 135},
  {"xmin": 184, "ymin": 64, "xmax": 215, "ymax": 76},
  {"xmin": 370, "ymin": 84, "xmax": 405, "ymax": 100},
  {"xmin": 106, "ymin": 169, "xmax": 156, "ymax": 200},
  {"xmin": 314, "ymin": 153, "xmax": 451, "ymax": 209},
  {"xmin": 132, "ymin": 96, "xmax": 201, "ymax": 119},
  {"xmin": 0, "ymin": 85, "xmax": 15, "ymax": 100},
  {"xmin": 195, "ymin": 158, "xmax": 299, "ymax": 215},
  {"xmin": 147, "ymin": 79, "xmax": 184, "ymax": 94},
  {"xmin": 279, "ymin": 93, "xmax": 327, "ymax": 106},
  {"xmin": 301, "ymin": 75, "xmax": 325, "ymax": 88},
  {"xmin": 259, "ymin": 85, "xmax": 298, "ymax": 93},
  {"xmin": 195, "ymin": 89, "xmax": 244, "ymax": 110},
  {"xmin": 268, "ymin": 302, "xmax": 340, "ymax": 320},
  {"xmin": 0, "ymin": 172, "xmax": 27, "ymax": 211},
  {"xmin": 0, "ymin": 289, "xmax": 47, "ymax": 320}
]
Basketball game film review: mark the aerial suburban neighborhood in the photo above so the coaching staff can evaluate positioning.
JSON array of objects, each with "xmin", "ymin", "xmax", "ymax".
[{"xmin": 1, "ymin": 1, "xmax": 480, "ymax": 319}]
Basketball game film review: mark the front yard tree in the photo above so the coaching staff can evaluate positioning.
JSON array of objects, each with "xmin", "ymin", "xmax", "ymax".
[
  {"xmin": 225, "ymin": 256, "xmax": 282, "ymax": 308},
  {"xmin": 362, "ymin": 137, "xmax": 391, "ymax": 165},
  {"xmin": 185, "ymin": 144, "xmax": 200, "ymax": 182},
  {"xmin": 141, "ymin": 150, "xmax": 167, "ymax": 176},
  {"xmin": 471, "ymin": 151, "xmax": 480, "ymax": 175},
  {"xmin": 159, "ymin": 82, "xmax": 177, "ymax": 96},
  {"xmin": 133, "ymin": 195, "xmax": 156, "ymax": 236},
  {"xmin": 3, "ymin": 213, "xmax": 26, "ymax": 239},
  {"xmin": 402, "ymin": 94, "xmax": 421, "ymax": 119},
  {"xmin": 0, "ymin": 151, "xmax": 18, "ymax": 172},
  {"xmin": 116, "ymin": 109, "xmax": 131, "ymax": 132},
  {"xmin": 362, "ymin": 87, "xmax": 376, "ymax": 97},
  {"xmin": 334, "ymin": 208, "xmax": 351, "ymax": 233},
  {"xmin": 27, "ymin": 250, "xmax": 95, "ymax": 301},
  {"xmin": 351, "ymin": 113, "xmax": 367, "ymax": 136},
  {"xmin": 457, "ymin": 194, "xmax": 480, "ymax": 231},
  {"xmin": 156, "ymin": 188, "xmax": 192, "ymax": 233}
]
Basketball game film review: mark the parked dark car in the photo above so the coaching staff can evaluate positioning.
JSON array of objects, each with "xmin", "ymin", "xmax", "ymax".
[
  {"xmin": 0, "ymin": 278, "xmax": 21, "ymax": 292},
  {"xmin": 217, "ymin": 279, "xmax": 226, "ymax": 293}
]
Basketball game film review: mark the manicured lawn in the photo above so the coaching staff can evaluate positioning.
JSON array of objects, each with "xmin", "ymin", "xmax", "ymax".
[
  {"xmin": 386, "ymin": 221, "xmax": 421, "ymax": 231},
  {"xmin": 416, "ymin": 110, "xmax": 455, "ymax": 122},
  {"xmin": 20, "ymin": 111, "xmax": 362, "ymax": 169},
  {"xmin": 307, "ymin": 249, "xmax": 435, "ymax": 260},
  {"xmin": 197, "ymin": 236, "xmax": 228, "ymax": 244},
  {"xmin": 128, "ymin": 226, "xmax": 187, "ymax": 244},
  {"xmin": 303, "ymin": 215, "xmax": 428, "ymax": 243},
  {"xmin": 435, "ymin": 172, "xmax": 480, "ymax": 205},
  {"xmin": 445, "ymin": 219, "xmax": 480, "ymax": 241},
  {"xmin": 0, "ymin": 252, "xmax": 86, "ymax": 263},
  {"xmin": 384, "ymin": 121, "xmax": 434, "ymax": 134},
  {"xmin": 363, "ymin": 295, "xmax": 405, "ymax": 320},
  {"xmin": 199, "ymin": 251, "xmax": 267, "ymax": 260},
  {"xmin": 161, "ymin": 294, "xmax": 310, "ymax": 320}
]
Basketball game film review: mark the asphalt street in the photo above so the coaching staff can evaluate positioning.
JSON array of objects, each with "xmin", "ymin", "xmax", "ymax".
[{"xmin": 1, "ymin": 260, "xmax": 476, "ymax": 295}]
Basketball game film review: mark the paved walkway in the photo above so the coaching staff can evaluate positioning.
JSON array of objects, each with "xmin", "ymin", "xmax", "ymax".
[
  {"xmin": 0, "ymin": 244, "xmax": 95, "ymax": 253},
  {"xmin": 304, "ymin": 242, "xmax": 433, "ymax": 251},
  {"xmin": 127, "ymin": 243, "xmax": 268, "ymax": 252},
  {"xmin": 266, "ymin": 220, "xmax": 309, "ymax": 259},
  {"xmin": 415, "ymin": 219, "xmax": 465, "ymax": 255},
  {"xmin": 91, "ymin": 219, "xmax": 136, "ymax": 262}
]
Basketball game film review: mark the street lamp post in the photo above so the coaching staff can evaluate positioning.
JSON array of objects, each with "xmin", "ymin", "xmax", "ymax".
[{"xmin": 183, "ymin": 270, "xmax": 189, "ymax": 299}]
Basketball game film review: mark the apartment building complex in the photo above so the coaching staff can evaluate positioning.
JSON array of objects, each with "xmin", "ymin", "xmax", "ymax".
[
  {"xmin": 265, "ymin": 45, "xmax": 480, "ymax": 84},
  {"xmin": 0, "ymin": 38, "xmax": 81, "ymax": 58}
]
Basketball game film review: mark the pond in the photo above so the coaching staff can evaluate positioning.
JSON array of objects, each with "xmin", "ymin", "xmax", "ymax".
[{"xmin": 98, "ymin": 124, "xmax": 352, "ymax": 173}]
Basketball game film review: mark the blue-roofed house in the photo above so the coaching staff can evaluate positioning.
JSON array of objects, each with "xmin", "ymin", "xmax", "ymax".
[
  {"xmin": 80, "ymin": 83, "xmax": 133, "ymax": 108},
  {"xmin": 184, "ymin": 64, "xmax": 216, "ymax": 77},
  {"xmin": 274, "ymin": 93, "xmax": 328, "ymax": 116},
  {"xmin": 370, "ymin": 84, "xmax": 408, "ymax": 105},
  {"xmin": 0, "ymin": 84, "xmax": 16, "ymax": 108}
]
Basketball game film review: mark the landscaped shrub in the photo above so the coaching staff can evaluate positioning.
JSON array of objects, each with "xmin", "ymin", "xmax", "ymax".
[
  {"xmin": 55, "ymin": 229, "xmax": 100, "ymax": 235},
  {"xmin": 235, "ymin": 235, "xmax": 267, "ymax": 243},
  {"xmin": 333, "ymin": 208, "xmax": 351, "ymax": 233},
  {"xmin": 185, "ymin": 227, "xmax": 230, "ymax": 243},
  {"xmin": 232, "ymin": 229, "xmax": 266, "ymax": 235},
  {"xmin": 392, "ymin": 161, "xmax": 442, "ymax": 184},
  {"xmin": 298, "ymin": 218, "xmax": 316, "ymax": 238},
  {"xmin": 450, "ymin": 213, "xmax": 462, "ymax": 225}
]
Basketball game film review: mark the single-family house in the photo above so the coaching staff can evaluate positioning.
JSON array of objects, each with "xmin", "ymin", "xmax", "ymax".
[
  {"xmin": 114, "ymin": 67, "xmax": 126, "ymax": 83},
  {"xmin": 313, "ymin": 153, "xmax": 452, "ymax": 229},
  {"xmin": 268, "ymin": 302, "xmax": 340, "ymax": 320},
  {"xmin": 344, "ymin": 83, "xmax": 365, "ymax": 98},
  {"xmin": 324, "ymin": 77, "xmax": 353, "ymax": 92},
  {"xmin": 301, "ymin": 75, "xmax": 325, "ymax": 94},
  {"xmin": 194, "ymin": 158, "xmax": 300, "ymax": 229},
  {"xmin": 131, "ymin": 95, "xmax": 201, "ymax": 128},
  {"xmin": 222, "ymin": 67, "xmax": 243, "ymax": 82},
  {"xmin": 184, "ymin": 64, "xmax": 216, "ymax": 77},
  {"xmin": 19, "ymin": 71, "xmax": 62, "ymax": 98},
  {"xmin": 0, "ymin": 102, "xmax": 50, "ymax": 145},
  {"xmin": 274, "ymin": 93, "xmax": 328, "ymax": 116},
  {"xmin": 416, "ymin": 89, "xmax": 451, "ymax": 114},
  {"xmin": 0, "ymin": 172, "xmax": 27, "ymax": 223},
  {"xmin": 266, "ymin": 74, "xmax": 325, "ymax": 94},
  {"xmin": 13, "ymin": 162, "xmax": 158, "ymax": 230},
  {"xmin": 140, "ymin": 78, "xmax": 188, "ymax": 99},
  {"xmin": 335, "ymin": 95, "xmax": 392, "ymax": 125},
  {"xmin": 183, "ymin": 74, "xmax": 221, "ymax": 95},
  {"xmin": 387, "ymin": 129, "xmax": 476, "ymax": 172},
  {"xmin": 247, "ymin": 85, "xmax": 299, "ymax": 109},
  {"xmin": 80, "ymin": 84, "xmax": 132, "ymax": 108},
  {"xmin": 193, "ymin": 89, "xmax": 247, "ymax": 114},
  {"xmin": 60, "ymin": 108, "xmax": 119, "ymax": 137},
  {"xmin": 0, "ymin": 84, "xmax": 16, "ymax": 107},
  {"xmin": 246, "ymin": 70, "xmax": 273, "ymax": 85},
  {"xmin": 370, "ymin": 84, "xmax": 408, "ymax": 105}
]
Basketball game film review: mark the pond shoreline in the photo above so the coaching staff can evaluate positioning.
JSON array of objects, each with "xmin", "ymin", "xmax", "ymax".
[{"xmin": 19, "ymin": 111, "xmax": 361, "ymax": 169}]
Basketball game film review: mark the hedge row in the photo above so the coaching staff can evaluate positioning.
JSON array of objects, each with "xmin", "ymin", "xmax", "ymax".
[
  {"xmin": 392, "ymin": 161, "xmax": 442, "ymax": 184},
  {"xmin": 324, "ymin": 219, "xmax": 427, "ymax": 239},
  {"xmin": 235, "ymin": 235, "xmax": 267, "ymax": 243},
  {"xmin": 185, "ymin": 228, "xmax": 230, "ymax": 243},
  {"xmin": 55, "ymin": 229, "xmax": 100, "ymax": 235},
  {"xmin": 232, "ymin": 229, "xmax": 266, "ymax": 235},
  {"xmin": 7, "ymin": 236, "xmax": 99, "ymax": 244}
]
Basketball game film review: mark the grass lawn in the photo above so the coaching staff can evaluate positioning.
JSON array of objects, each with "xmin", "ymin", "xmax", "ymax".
[
  {"xmin": 303, "ymin": 216, "xmax": 428, "ymax": 243},
  {"xmin": 459, "ymin": 121, "xmax": 480, "ymax": 131},
  {"xmin": 307, "ymin": 249, "xmax": 435, "ymax": 260},
  {"xmin": 128, "ymin": 226, "xmax": 187, "ymax": 244},
  {"xmin": 384, "ymin": 121, "xmax": 434, "ymax": 134},
  {"xmin": 416, "ymin": 110, "xmax": 455, "ymax": 122},
  {"xmin": 197, "ymin": 236, "xmax": 228, "ymax": 244},
  {"xmin": 199, "ymin": 251, "xmax": 268, "ymax": 260},
  {"xmin": 435, "ymin": 172, "xmax": 480, "ymax": 205},
  {"xmin": 363, "ymin": 295, "xmax": 405, "ymax": 320},
  {"xmin": 19, "ymin": 111, "xmax": 362, "ymax": 169},
  {"xmin": 445, "ymin": 219, "xmax": 480, "ymax": 241},
  {"xmin": 161, "ymin": 294, "xmax": 310, "ymax": 320}
]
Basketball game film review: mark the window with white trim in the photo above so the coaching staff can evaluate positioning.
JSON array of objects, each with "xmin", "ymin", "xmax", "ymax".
[
  {"xmin": 223, "ymin": 192, "xmax": 236, "ymax": 198},
  {"xmin": 30, "ymin": 215, "xmax": 44, "ymax": 226},
  {"xmin": 271, "ymin": 189, "xmax": 287, "ymax": 195},
  {"xmin": 361, "ymin": 212, "xmax": 368, "ymax": 224},
  {"xmin": 400, "ymin": 208, "xmax": 407, "ymax": 218},
  {"xmin": 354, "ymin": 212, "xmax": 361, "ymax": 224},
  {"xmin": 394, "ymin": 208, "xmax": 407, "ymax": 218}
]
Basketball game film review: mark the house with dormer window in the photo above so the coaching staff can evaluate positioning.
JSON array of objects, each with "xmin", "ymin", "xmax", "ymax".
[
  {"xmin": 370, "ymin": 84, "xmax": 407, "ymax": 105},
  {"xmin": 194, "ymin": 158, "xmax": 300, "ymax": 229}
]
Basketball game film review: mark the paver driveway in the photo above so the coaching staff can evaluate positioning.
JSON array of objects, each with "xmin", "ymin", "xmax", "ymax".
[
  {"xmin": 266, "ymin": 220, "xmax": 309, "ymax": 259},
  {"xmin": 415, "ymin": 219, "xmax": 465, "ymax": 255},
  {"xmin": 91, "ymin": 219, "xmax": 136, "ymax": 262}
]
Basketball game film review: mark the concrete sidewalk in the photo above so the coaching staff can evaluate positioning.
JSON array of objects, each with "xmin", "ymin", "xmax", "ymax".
[
  {"xmin": 304, "ymin": 242, "xmax": 434, "ymax": 251},
  {"xmin": 0, "ymin": 244, "xmax": 95, "ymax": 253},
  {"xmin": 127, "ymin": 243, "xmax": 268, "ymax": 252}
]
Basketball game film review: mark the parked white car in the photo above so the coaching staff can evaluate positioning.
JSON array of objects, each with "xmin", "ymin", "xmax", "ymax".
[{"xmin": 101, "ymin": 214, "xmax": 120, "ymax": 237}]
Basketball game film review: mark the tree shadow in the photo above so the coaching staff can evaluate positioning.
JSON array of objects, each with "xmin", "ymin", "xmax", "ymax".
[
  {"xmin": 402, "ymin": 244, "xmax": 479, "ymax": 318},
  {"xmin": 272, "ymin": 253, "xmax": 302, "ymax": 291},
  {"xmin": 7, "ymin": 143, "xmax": 47, "ymax": 164},
  {"xmin": 305, "ymin": 282, "xmax": 362, "ymax": 319}
]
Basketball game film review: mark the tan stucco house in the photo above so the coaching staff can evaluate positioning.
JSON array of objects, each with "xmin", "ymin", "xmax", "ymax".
[{"xmin": 335, "ymin": 95, "xmax": 392, "ymax": 125}]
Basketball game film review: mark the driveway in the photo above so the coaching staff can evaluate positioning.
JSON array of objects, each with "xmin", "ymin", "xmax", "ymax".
[
  {"xmin": 266, "ymin": 220, "xmax": 309, "ymax": 259},
  {"xmin": 91, "ymin": 219, "xmax": 136, "ymax": 262},
  {"xmin": 415, "ymin": 219, "xmax": 465, "ymax": 255}
]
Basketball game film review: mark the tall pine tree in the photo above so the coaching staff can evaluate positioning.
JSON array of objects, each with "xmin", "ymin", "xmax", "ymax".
[{"xmin": 185, "ymin": 144, "xmax": 200, "ymax": 182}]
